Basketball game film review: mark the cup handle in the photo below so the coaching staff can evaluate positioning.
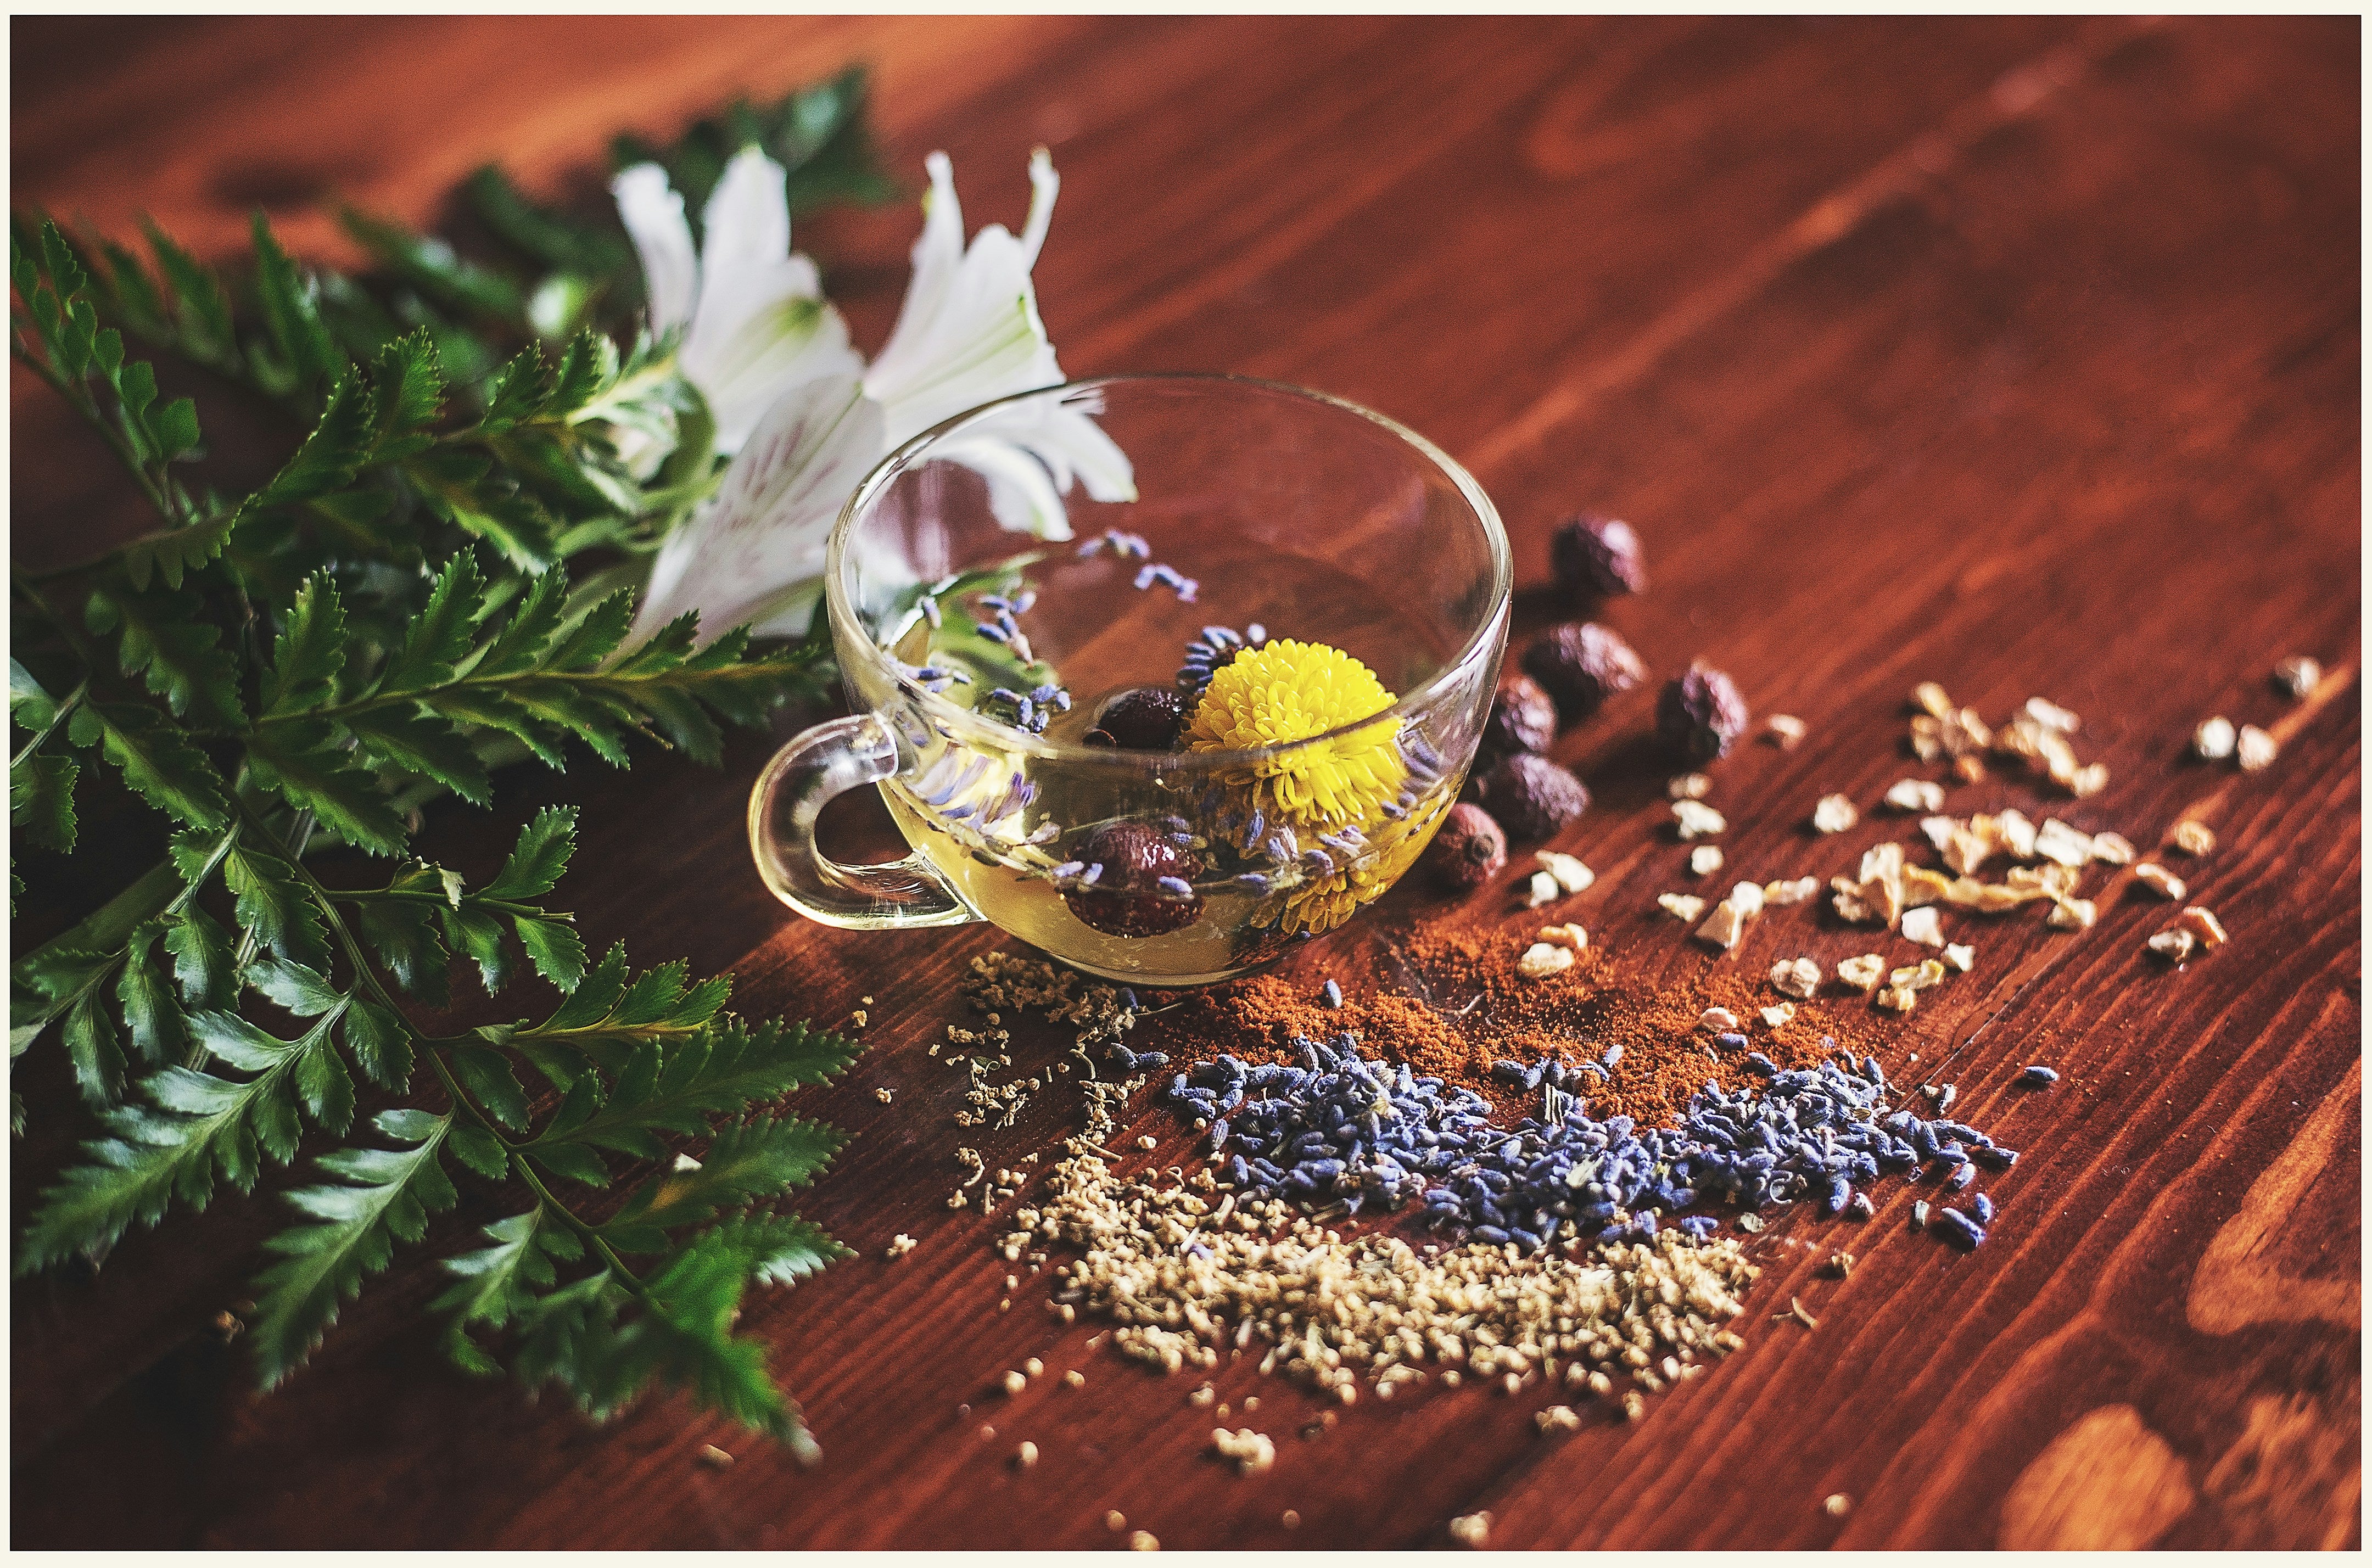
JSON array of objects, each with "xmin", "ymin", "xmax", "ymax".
[{"xmin": 747, "ymin": 713, "xmax": 977, "ymax": 929}]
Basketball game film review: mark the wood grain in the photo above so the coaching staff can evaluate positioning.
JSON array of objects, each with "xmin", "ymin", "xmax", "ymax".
[{"xmin": 9, "ymin": 15, "xmax": 2359, "ymax": 1549}]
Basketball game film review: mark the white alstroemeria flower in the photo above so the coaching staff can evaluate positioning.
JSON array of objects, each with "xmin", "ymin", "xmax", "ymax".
[
  {"xmin": 628, "ymin": 149, "xmax": 1135, "ymax": 643},
  {"xmin": 612, "ymin": 147, "xmax": 860, "ymax": 455}
]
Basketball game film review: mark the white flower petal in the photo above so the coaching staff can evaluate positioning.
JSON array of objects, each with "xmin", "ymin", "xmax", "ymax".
[
  {"xmin": 632, "ymin": 372, "xmax": 885, "ymax": 643},
  {"xmin": 926, "ymin": 435, "xmax": 1077, "ymax": 541},
  {"xmin": 684, "ymin": 286, "xmax": 860, "ymax": 455},
  {"xmin": 609, "ymin": 164, "xmax": 697, "ymax": 334}
]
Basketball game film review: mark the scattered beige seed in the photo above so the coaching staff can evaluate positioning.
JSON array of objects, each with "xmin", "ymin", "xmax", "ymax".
[
  {"xmin": 1690, "ymin": 844, "xmax": 1725, "ymax": 877},
  {"xmin": 1889, "ymin": 959, "xmax": 1948, "ymax": 993},
  {"xmin": 1899, "ymin": 906, "xmax": 1945, "ymax": 948},
  {"xmin": 1282, "ymin": 1510, "xmax": 1301, "ymax": 1530},
  {"xmin": 2047, "ymin": 897, "xmax": 2096, "ymax": 931},
  {"xmin": 2148, "ymin": 928, "xmax": 2196, "ymax": 963},
  {"xmin": 1876, "ymin": 984, "xmax": 1918, "ymax": 1013},
  {"xmin": 1912, "ymin": 681, "xmax": 1954, "ymax": 719},
  {"xmin": 2172, "ymin": 820, "xmax": 2216, "ymax": 856},
  {"xmin": 885, "ymin": 1234, "xmax": 916, "ymax": 1261},
  {"xmin": 1212, "ymin": 1427, "xmax": 1276, "ymax": 1475},
  {"xmin": 1003, "ymin": 1370, "xmax": 1028, "ymax": 1396},
  {"xmin": 698, "ymin": 1444, "xmax": 734, "ymax": 1470},
  {"xmin": 1064, "ymin": 1369, "xmax": 1086, "ymax": 1387},
  {"xmin": 1525, "ymin": 870, "xmax": 1561, "ymax": 909},
  {"xmin": 1137, "ymin": 1135, "xmax": 1159, "ymax": 1151},
  {"xmin": 1884, "ymin": 779, "xmax": 1945, "ymax": 814},
  {"xmin": 1129, "ymin": 1530, "xmax": 1160, "ymax": 1551},
  {"xmin": 1015, "ymin": 1441, "xmax": 1039, "ymax": 1469},
  {"xmin": 2033, "ymin": 817, "xmax": 2093, "ymax": 868},
  {"xmin": 1189, "ymin": 1384, "xmax": 1216, "ymax": 1408},
  {"xmin": 2194, "ymin": 716, "xmax": 2236, "ymax": 761},
  {"xmin": 2089, "ymin": 831, "xmax": 2135, "ymax": 866},
  {"xmin": 1107, "ymin": 1511, "xmax": 1128, "ymax": 1533},
  {"xmin": 2178, "ymin": 906, "xmax": 2228, "ymax": 949},
  {"xmin": 1659, "ymin": 892, "xmax": 1708, "ymax": 923},
  {"xmin": 1673, "ymin": 799, "xmax": 1727, "ymax": 839},
  {"xmin": 1835, "ymin": 954, "xmax": 1885, "ymax": 992},
  {"xmin": 1518, "ymin": 942, "xmax": 1577, "ymax": 979},
  {"xmin": 1769, "ymin": 957, "xmax": 1821, "ymax": 1000},
  {"xmin": 2025, "ymin": 696, "xmax": 2080, "ymax": 733},
  {"xmin": 1536, "ymin": 922, "xmax": 1589, "ymax": 952},
  {"xmin": 2134, "ymin": 863, "xmax": 2186, "ymax": 900},
  {"xmin": 1812, "ymin": 794, "xmax": 1859, "ymax": 834},
  {"xmin": 1695, "ymin": 900, "xmax": 1746, "ymax": 953},
  {"xmin": 2236, "ymin": 725, "xmax": 2278, "ymax": 772},
  {"xmin": 1700, "ymin": 1006, "xmax": 1741, "ymax": 1031},
  {"xmin": 1760, "ymin": 1003, "xmax": 1796, "ymax": 1029},
  {"xmin": 874, "ymin": 1086, "xmax": 894, "ymax": 1103},
  {"xmin": 1668, "ymin": 772, "xmax": 1713, "ymax": 801},
  {"xmin": 1997, "ymin": 810, "xmax": 2039, "ymax": 859},
  {"xmin": 2069, "ymin": 762, "xmax": 2109, "ymax": 798},
  {"xmin": 1448, "ymin": 1513, "xmax": 1492, "ymax": 1549},
  {"xmin": 980, "ymin": 1425, "xmax": 997, "ymax": 1441},
  {"xmin": 1764, "ymin": 875, "xmax": 1820, "ymax": 906},
  {"xmin": 2275, "ymin": 656, "xmax": 2321, "ymax": 698},
  {"xmin": 1536, "ymin": 1404, "xmax": 1583, "ymax": 1434},
  {"xmin": 1536, "ymin": 850, "xmax": 1595, "ymax": 894},
  {"xmin": 1024, "ymin": 1357, "xmax": 1044, "ymax": 1378},
  {"xmin": 1766, "ymin": 714, "xmax": 1808, "ymax": 749},
  {"xmin": 1825, "ymin": 1493, "xmax": 1853, "ymax": 1518},
  {"xmin": 1943, "ymin": 943, "xmax": 1974, "ymax": 973}
]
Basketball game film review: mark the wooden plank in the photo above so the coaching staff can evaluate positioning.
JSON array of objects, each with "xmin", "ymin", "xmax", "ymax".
[{"xmin": 8, "ymin": 13, "xmax": 2357, "ymax": 1549}]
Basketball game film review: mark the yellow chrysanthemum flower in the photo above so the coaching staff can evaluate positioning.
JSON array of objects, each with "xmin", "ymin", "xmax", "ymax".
[
  {"xmin": 1186, "ymin": 639, "xmax": 1433, "ymax": 936},
  {"xmin": 1182, "ymin": 639, "xmax": 1407, "ymax": 829}
]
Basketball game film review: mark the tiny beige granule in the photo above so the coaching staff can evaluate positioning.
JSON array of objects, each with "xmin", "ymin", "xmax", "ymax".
[
  {"xmin": 1891, "ymin": 959, "xmax": 1948, "ymax": 992},
  {"xmin": 2025, "ymin": 696, "xmax": 2080, "ymax": 732},
  {"xmin": 1760, "ymin": 1003, "xmax": 1796, "ymax": 1029},
  {"xmin": 2047, "ymin": 897, "xmax": 2096, "ymax": 931},
  {"xmin": 1448, "ymin": 1513, "xmax": 1492, "ymax": 1549},
  {"xmin": 2178, "ymin": 906, "xmax": 2228, "ymax": 949},
  {"xmin": 1700, "ymin": 1006, "xmax": 1741, "ymax": 1031},
  {"xmin": 1525, "ymin": 870, "xmax": 1560, "ymax": 909},
  {"xmin": 1137, "ymin": 1135, "xmax": 1159, "ymax": 1151},
  {"xmin": 1669, "ymin": 772, "xmax": 1713, "ymax": 801},
  {"xmin": 1106, "ymin": 1511, "xmax": 1127, "ymax": 1533},
  {"xmin": 2276, "ymin": 656, "xmax": 2321, "ymax": 698},
  {"xmin": 2069, "ymin": 762, "xmax": 2109, "ymax": 798},
  {"xmin": 1003, "ymin": 1370, "xmax": 1028, "ymax": 1395},
  {"xmin": 1943, "ymin": 943, "xmax": 1974, "ymax": 973},
  {"xmin": 1769, "ymin": 957, "xmax": 1821, "ymax": 1000},
  {"xmin": 2194, "ymin": 716, "xmax": 2237, "ymax": 761},
  {"xmin": 1766, "ymin": 714, "xmax": 1808, "ymax": 749},
  {"xmin": 2134, "ymin": 863, "xmax": 2186, "ymax": 900},
  {"xmin": 1065, "ymin": 1370, "xmax": 1086, "ymax": 1388},
  {"xmin": 1884, "ymin": 779, "xmax": 1944, "ymax": 814},
  {"xmin": 1812, "ymin": 794, "xmax": 1859, "ymax": 834},
  {"xmin": 1189, "ymin": 1384, "xmax": 1216, "ymax": 1408},
  {"xmin": 1025, "ymin": 1358, "xmax": 1044, "ymax": 1377},
  {"xmin": 1690, "ymin": 844, "xmax": 1725, "ymax": 877},
  {"xmin": 1014, "ymin": 1441, "xmax": 1039, "ymax": 1470},
  {"xmin": 2236, "ymin": 724, "xmax": 2278, "ymax": 772},
  {"xmin": 1536, "ymin": 922, "xmax": 1589, "ymax": 951},
  {"xmin": 1537, "ymin": 850, "xmax": 1595, "ymax": 894},
  {"xmin": 1659, "ymin": 892, "xmax": 1708, "ymax": 923},
  {"xmin": 1518, "ymin": 942, "xmax": 1577, "ymax": 979},
  {"xmin": 1876, "ymin": 985, "xmax": 1918, "ymax": 1014},
  {"xmin": 2148, "ymin": 928, "xmax": 2196, "ymax": 963},
  {"xmin": 1912, "ymin": 681, "xmax": 1954, "ymax": 718},
  {"xmin": 1824, "ymin": 1493, "xmax": 1853, "ymax": 1519},
  {"xmin": 1129, "ymin": 1530, "xmax": 1160, "ymax": 1551},
  {"xmin": 1898, "ymin": 906, "xmax": 1945, "ymax": 948},
  {"xmin": 1212, "ymin": 1427, "xmax": 1276, "ymax": 1476},
  {"xmin": 1836, "ymin": 954, "xmax": 1885, "ymax": 992},
  {"xmin": 1673, "ymin": 799, "xmax": 1727, "ymax": 839},
  {"xmin": 1728, "ymin": 880, "xmax": 1766, "ymax": 919},
  {"xmin": 875, "ymin": 1087, "xmax": 895, "ymax": 1104},
  {"xmin": 698, "ymin": 1444, "xmax": 734, "ymax": 1470},
  {"xmin": 2172, "ymin": 819, "xmax": 2216, "ymax": 856},
  {"xmin": 1765, "ymin": 875, "xmax": 1820, "ymax": 905},
  {"xmin": 1282, "ymin": 1510, "xmax": 1301, "ymax": 1530},
  {"xmin": 1536, "ymin": 1405, "xmax": 1583, "ymax": 1435},
  {"xmin": 885, "ymin": 1234, "xmax": 916, "ymax": 1261}
]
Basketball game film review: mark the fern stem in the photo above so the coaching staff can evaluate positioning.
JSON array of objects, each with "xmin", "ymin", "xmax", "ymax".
[
  {"xmin": 8, "ymin": 341, "xmax": 181, "ymax": 528},
  {"xmin": 9, "ymin": 677, "xmax": 85, "ymax": 769}
]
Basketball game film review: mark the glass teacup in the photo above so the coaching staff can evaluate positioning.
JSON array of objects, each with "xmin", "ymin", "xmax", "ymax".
[{"xmin": 750, "ymin": 373, "xmax": 1509, "ymax": 986}]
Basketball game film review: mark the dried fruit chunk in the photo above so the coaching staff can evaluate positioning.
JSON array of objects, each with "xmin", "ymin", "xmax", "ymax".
[
  {"xmin": 1658, "ymin": 893, "xmax": 1707, "ymax": 922},
  {"xmin": 1760, "ymin": 1003, "xmax": 1796, "ymax": 1029},
  {"xmin": 1517, "ymin": 942, "xmax": 1577, "ymax": 979},
  {"xmin": 1836, "ymin": 954, "xmax": 1885, "ymax": 992},
  {"xmin": 1769, "ymin": 957, "xmax": 1821, "ymax": 999},
  {"xmin": 1536, "ymin": 850, "xmax": 1595, "ymax": 894},
  {"xmin": 1065, "ymin": 821, "xmax": 1205, "ymax": 937},
  {"xmin": 1523, "ymin": 622, "xmax": 1645, "ymax": 720},
  {"xmin": 1470, "ymin": 752, "xmax": 1590, "ymax": 841},
  {"xmin": 2089, "ymin": 831, "xmax": 2135, "ymax": 866},
  {"xmin": 1899, "ymin": 907, "xmax": 1945, "ymax": 948},
  {"xmin": 1672, "ymin": 799, "xmax": 1727, "ymax": 839},
  {"xmin": 1091, "ymin": 686, "xmax": 1189, "ymax": 749},
  {"xmin": 1481, "ymin": 672, "xmax": 1558, "ymax": 758},
  {"xmin": 1689, "ymin": 845, "xmax": 1725, "ymax": 876},
  {"xmin": 1812, "ymin": 794, "xmax": 1858, "ymax": 833},
  {"xmin": 1424, "ymin": 802, "xmax": 1506, "ymax": 891},
  {"xmin": 2194, "ymin": 716, "xmax": 2237, "ymax": 760},
  {"xmin": 1536, "ymin": 922, "xmax": 1589, "ymax": 951},
  {"xmin": 1943, "ymin": 943, "xmax": 1974, "ymax": 972},
  {"xmin": 2147, "ymin": 928, "xmax": 2197, "ymax": 962},
  {"xmin": 2033, "ymin": 817, "xmax": 2094, "ymax": 868},
  {"xmin": 1699, "ymin": 1006, "xmax": 1740, "ymax": 1030},
  {"xmin": 2047, "ymin": 897, "xmax": 2096, "ymax": 930},
  {"xmin": 1764, "ymin": 876, "xmax": 1819, "ymax": 905},
  {"xmin": 1884, "ymin": 779, "xmax": 1944, "ymax": 813},
  {"xmin": 2178, "ymin": 905, "xmax": 2227, "ymax": 949},
  {"xmin": 2236, "ymin": 725, "xmax": 2278, "ymax": 772},
  {"xmin": 1658, "ymin": 662, "xmax": 1750, "ymax": 764},
  {"xmin": 1550, "ymin": 514, "xmax": 1647, "ymax": 600},
  {"xmin": 1695, "ymin": 900, "xmax": 1746, "ymax": 951}
]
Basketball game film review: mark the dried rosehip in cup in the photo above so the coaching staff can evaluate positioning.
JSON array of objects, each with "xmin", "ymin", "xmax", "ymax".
[
  {"xmin": 1521, "ymin": 622, "xmax": 1645, "ymax": 721},
  {"xmin": 1469, "ymin": 753, "xmax": 1590, "ymax": 841},
  {"xmin": 1064, "ymin": 820, "xmax": 1204, "ymax": 937},
  {"xmin": 1658, "ymin": 660, "xmax": 1750, "ymax": 763},
  {"xmin": 1424, "ymin": 802, "xmax": 1508, "ymax": 891},
  {"xmin": 1551, "ymin": 513, "xmax": 1647, "ymax": 600},
  {"xmin": 1089, "ymin": 686, "xmax": 1189, "ymax": 750},
  {"xmin": 1481, "ymin": 671, "xmax": 1558, "ymax": 758}
]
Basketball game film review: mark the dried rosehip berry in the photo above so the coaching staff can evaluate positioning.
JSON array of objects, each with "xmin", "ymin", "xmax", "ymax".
[
  {"xmin": 1658, "ymin": 660, "xmax": 1750, "ymax": 763},
  {"xmin": 1521, "ymin": 622, "xmax": 1645, "ymax": 721},
  {"xmin": 1481, "ymin": 671, "xmax": 1558, "ymax": 758},
  {"xmin": 1469, "ymin": 753, "xmax": 1590, "ymax": 841},
  {"xmin": 1090, "ymin": 686, "xmax": 1188, "ymax": 750},
  {"xmin": 1064, "ymin": 820, "xmax": 1204, "ymax": 937},
  {"xmin": 1551, "ymin": 513, "xmax": 1647, "ymax": 600},
  {"xmin": 1423, "ymin": 802, "xmax": 1507, "ymax": 891}
]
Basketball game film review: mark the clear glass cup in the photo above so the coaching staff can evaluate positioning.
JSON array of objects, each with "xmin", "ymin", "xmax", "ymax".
[{"xmin": 750, "ymin": 373, "xmax": 1510, "ymax": 985}]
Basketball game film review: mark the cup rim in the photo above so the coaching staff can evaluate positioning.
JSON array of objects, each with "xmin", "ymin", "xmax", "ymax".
[{"xmin": 824, "ymin": 371, "xmax": 1511, "ymax": 767}]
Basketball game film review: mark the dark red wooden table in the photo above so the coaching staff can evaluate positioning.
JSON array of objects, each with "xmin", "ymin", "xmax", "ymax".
[{"xmin": 11, "ymin": 15, "xmax": 2360, "ymax": 1549}]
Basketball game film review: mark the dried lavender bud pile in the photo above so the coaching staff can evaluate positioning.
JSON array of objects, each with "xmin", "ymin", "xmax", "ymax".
[{"xmin": 1161, "ymin": 1032, "xmax": 2012, "ymax": 1251}]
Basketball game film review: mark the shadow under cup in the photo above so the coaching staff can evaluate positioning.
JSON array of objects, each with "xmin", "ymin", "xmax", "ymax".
[{"xmin": 752, "ymin": 373, "xmax": 1511, "ymax": 986}]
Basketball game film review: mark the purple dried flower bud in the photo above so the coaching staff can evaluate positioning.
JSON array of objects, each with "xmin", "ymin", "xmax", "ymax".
[
  {"xmin": 1551, "ymin": 513, "xmax": 1647, "ymax": 600},
  {"xmin": 1481, "ymin": 671, "xmax": 1558, "ymax": 757},
  {"xmin": 1469, "ymin": 753, "xmax": 1590, "ymax": 841},
  {"xmin": 1657, "ymin": 660, "xmax": 1749, "ymax": 764},
  {"xmin": 1521, "ymin": 622, "xmax": 1646, "ymax": 721},
  {"xmin": 1423, "ymin": 802, "xmax": 1507, "ymax": 891}
]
